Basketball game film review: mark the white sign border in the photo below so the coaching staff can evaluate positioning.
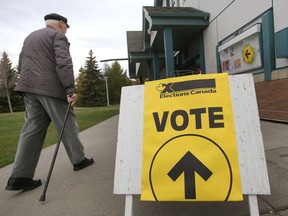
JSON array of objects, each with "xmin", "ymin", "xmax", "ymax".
[{"xmin": 113, "ymin": 74, "xmax": 270, "ymax": 196}]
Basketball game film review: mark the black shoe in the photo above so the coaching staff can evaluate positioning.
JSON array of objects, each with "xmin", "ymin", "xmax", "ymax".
[
  {"xmin": 5, "ymin": 177, "xmax": 42, "ymax": 191},
  {"xmin": 73, "ymin": 157, "xmax": 94, "ymax": 171}
]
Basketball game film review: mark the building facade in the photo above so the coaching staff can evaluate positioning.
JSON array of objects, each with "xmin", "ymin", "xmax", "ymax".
[{"xmin": 126, "ymin": 0, "xmax": 288, "ymax": 122}]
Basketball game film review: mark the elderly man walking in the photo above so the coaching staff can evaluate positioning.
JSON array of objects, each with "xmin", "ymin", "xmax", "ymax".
[{"xmin": 5, "ymin": 13, "xmax": 94, "ymax": 191}]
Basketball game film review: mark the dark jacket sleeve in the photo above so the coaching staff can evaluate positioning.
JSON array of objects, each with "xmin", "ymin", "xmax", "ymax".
[{"xmin": 53, "ymin": 33, "xmax": 77, "ymax": 95}]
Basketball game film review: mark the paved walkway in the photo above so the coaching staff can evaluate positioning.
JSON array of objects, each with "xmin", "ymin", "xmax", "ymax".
[{"xmin": 0, "ymin": 116, "xmax": 288, "ymax": 216}]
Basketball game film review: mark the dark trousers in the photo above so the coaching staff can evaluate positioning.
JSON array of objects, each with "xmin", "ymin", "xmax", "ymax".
[{"xmin": 11, "ymin": 93, "xmax": 85, "ymax": 178}]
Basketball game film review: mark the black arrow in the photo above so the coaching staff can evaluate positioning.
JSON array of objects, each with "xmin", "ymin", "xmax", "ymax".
[
  {"xmin": 167, "ymin": 151, "xmax": 213, "ymax": 199},
  {"xmin": 245, "ymin": 49, "xmax": 251, "ymax": 59}
]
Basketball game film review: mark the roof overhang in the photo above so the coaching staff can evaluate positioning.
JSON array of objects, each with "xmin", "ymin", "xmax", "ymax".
[
  {"xmin": 126, "ymin": 31, "xmax": 153, "ymax": 78},
  {"xmin": 143, "ymin": 6, "xmax": 210, "ymax": 52},
  {"xmin": 127, "ymin": 6, "xmax": 210, "ymax": 79}
]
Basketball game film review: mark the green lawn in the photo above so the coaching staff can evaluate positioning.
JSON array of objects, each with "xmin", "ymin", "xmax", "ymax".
[{"xmin": 0, "ymin": 105, "xmax": 119, "ymax": 168}]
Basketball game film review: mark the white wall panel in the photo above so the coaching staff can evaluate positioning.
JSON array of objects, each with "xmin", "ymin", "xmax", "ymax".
[
  {"xmin": 273, "ymin": 0, "xmax": 288, "ymax": 32},
  {"xmin": 203, "ymin": 21, "xmax": 218, "ymax": 73},
  {"xmin": 216, "ymin": 0, "xmax": 271, "ymax": 41}
]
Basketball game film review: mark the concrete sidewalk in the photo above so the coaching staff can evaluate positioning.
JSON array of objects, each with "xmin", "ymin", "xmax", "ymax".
[{"xmin": 0, "ymin": 116, "xmax": 288, "ymax": 216}]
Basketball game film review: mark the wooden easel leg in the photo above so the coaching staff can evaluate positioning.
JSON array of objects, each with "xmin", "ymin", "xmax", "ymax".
[
  {"xmin": 248, "ymin": 195, "xmax": 260, "ymax": 216},
  {"xmin": 125, "ymin": 195, "xmax": 133, "ymax": 216}
]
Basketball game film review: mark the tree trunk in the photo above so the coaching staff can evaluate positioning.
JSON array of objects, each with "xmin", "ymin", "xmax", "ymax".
[{"xmin": 5, "ymin": 85, "xmax": 13, "ymax": 113}]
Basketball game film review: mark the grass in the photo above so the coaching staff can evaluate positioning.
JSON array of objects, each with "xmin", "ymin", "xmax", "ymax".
[{"xmin": 0, "ymin": 105, "xmax": 119, "ymax": 168}]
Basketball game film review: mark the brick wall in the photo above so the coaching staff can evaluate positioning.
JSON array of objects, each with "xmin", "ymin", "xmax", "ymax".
[{"xmin": 255, "ymin": 78, "xmax": 288, "ymax": 122}]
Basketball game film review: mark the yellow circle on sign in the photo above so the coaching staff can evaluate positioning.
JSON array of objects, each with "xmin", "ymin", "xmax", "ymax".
[
  {"xmin": 149, "ymin": 134, "xmax": 232, "ymax": 201},
  {"xmin": 242, "ymin": 44, "xmax": 254, "ymax": 64}
]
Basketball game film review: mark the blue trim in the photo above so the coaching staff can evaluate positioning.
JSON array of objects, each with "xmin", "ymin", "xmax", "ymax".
[
  {"xmin": 152, "ymin": 52, "xmax": 161, "ymax": 80},
  {"xmin": 147, "ymin": 60, "xmax": 154, "ymax": 80},
  {"xmin": 199, "ymin": 33, "xmax": 206, "ymax": 74},
  {"xmin": 163, "ymin": 26, "xmax": 175, "ymax": 77},
  {"xmin": 275, "ymin": 65, "xmax": 288, "ymax": 71},
  {"xmin": 216, "ymin": 44, "xmax": 222, "ymax": 73},
  {"xmin": 261, "ymin": 9, "xmax": 275, "ymax": 81},
  {"xmin": 155, "ymin": 0, "xmax": 162, "ymax": 6}
]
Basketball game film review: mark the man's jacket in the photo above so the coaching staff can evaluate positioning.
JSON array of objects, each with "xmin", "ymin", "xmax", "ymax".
[{"xmin": 15, "ymin": 26, "xmax": 77, "ymax": 100}]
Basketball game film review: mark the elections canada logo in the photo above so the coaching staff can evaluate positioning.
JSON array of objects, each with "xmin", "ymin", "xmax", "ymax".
[{"xmin": 156, "ymin": 79, "xmax": 217, "ymax": 99}]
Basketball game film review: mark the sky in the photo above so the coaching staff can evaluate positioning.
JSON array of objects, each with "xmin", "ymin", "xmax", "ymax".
[{"xmin": 0, "ymin": 0, "xmax": 154, "ymax": 77}]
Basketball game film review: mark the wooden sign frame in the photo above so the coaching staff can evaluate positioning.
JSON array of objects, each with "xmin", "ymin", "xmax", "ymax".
[{"xmin": 113, "ymin": 74, "xmax": 270, "ymax": 216}]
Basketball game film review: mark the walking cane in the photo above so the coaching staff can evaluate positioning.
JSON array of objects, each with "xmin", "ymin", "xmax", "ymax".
[{"xmin": 39, "ymin": 102, "xmax": 72, "ymax": 201}]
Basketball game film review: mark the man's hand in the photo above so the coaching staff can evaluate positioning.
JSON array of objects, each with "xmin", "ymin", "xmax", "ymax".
[{"xmin": 67, "ymin": 93, "xmax": 77, "ymax": 106}]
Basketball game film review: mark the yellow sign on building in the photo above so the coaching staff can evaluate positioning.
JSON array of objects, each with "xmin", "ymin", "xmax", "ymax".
[
  {"xmin": 141, "ymin": 73, "xmax": 243, "ymax": 201},
  {"xmin": 242, "ymin": 44, "xmax": 255, "ymax": 64}
]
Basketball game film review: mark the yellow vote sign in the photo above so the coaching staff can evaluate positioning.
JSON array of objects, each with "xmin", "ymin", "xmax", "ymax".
[{"xmin": 141, "ymin": 73, "xmax": 243, "ymax": 201}]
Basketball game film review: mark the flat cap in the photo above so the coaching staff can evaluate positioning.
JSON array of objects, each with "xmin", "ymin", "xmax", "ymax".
[{"xmin": 44, "ymin": 13, "xmax": 70, "ymax": 28}]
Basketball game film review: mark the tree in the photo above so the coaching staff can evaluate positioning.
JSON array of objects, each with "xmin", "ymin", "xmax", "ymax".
[
  {"xmin": 0, "ymin": 52, "xmax": 19, "ymax": 113},
  {"xmin": 103, "ymin": 61, "xmax": 132, "ymax": 104},
  {"xmin": 76, "ymin": 50, "xmax": 106, "ymax": 106}
]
